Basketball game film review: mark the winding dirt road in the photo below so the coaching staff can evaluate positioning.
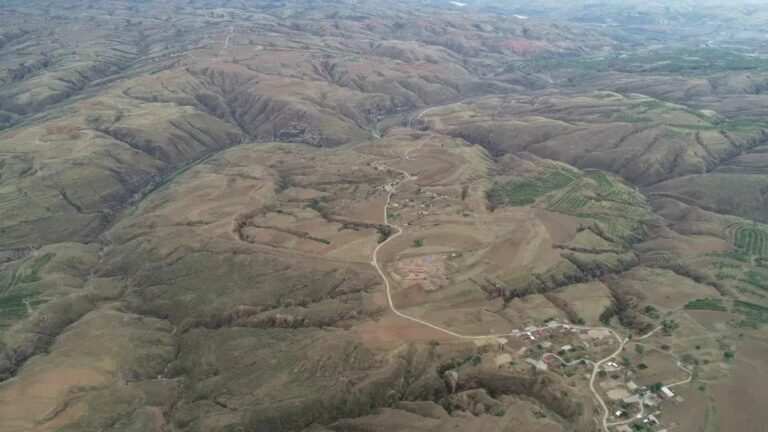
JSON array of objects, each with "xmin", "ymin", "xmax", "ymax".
[
  {"xmin": 590, "ymin": 332, "xmax": 629, "ymax": 431},
  {"xmin": 223, "ymin": 26, "xmax": 234, "ymax": 50},
  {"xmin": 371, "ymin": 150, "xmax": 479, "ymax": 339},
  {"xmin": 368, "ymin": 119, "xmax": 688, "ymax": 432},
  {"xmin": 370, "ymin": 149, "xmax": 628, "ymax": 343},
  {"xmin": 589, "ymin": 326, "xmax": 667, "ymax": 432}
]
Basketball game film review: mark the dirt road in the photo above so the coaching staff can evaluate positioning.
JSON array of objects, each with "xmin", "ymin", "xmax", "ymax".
[
  {"xmin": 223, "ymin": 26, "xmax": 234, "ymax": 50},
  {"xmin": 370, "ymin": 148, "xmax": 631, "ymax": 345},
  {"xmin": 589, "ymin": 326, "xmax": 663, "ymax": 432},
  {"xmin": 368, "ymin": 134, "xmax": 685, "ymax": 432}
]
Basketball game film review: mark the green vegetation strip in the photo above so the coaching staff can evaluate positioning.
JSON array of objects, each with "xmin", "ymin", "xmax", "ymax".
[
  {"xmin": 510, "ymin": 48, "xmax": 768, "ymax": 76},
  {"xmin": 684, "ymin": 298, "xmax": 728, "ymax": 312}
]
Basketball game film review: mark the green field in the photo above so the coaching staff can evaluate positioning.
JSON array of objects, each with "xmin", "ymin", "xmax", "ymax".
[
  {"xmin": 549, "ymin": 192, "xmax": 590, "ymax": 212},
  {"xmin": 15, "ymin": 253, "xmax": 54, "ymax": 285},
  {"xmin": 589, "ymin": 172, "xmax": 644, "ymax": 205},
  {"xmin": 0, "ymin": 290, "xmax": 32, "ymax": 321},
  {"xmin": 602, "ymin": 219, "xmax": 643, "ymax": 242},
  {"xmin": 711, "ymin": 249, "xmax": 752, "ymax": 264},
  {"xmin": 548, "ymin": 171, "xmax": 644, "ymax": 214},
  {"xmin": 0, "ymin": 253, "xmax": 53, "ymax": 333},
  {"xmin": 545, "ymin": 171, "xmax": 649, "ymax": 245},
  {"xmin": 726, "ymin": 223, "xmax": 768, "ymax": 257},
  {"xmin": 0, "ymin": 287, "xmax": 46, "ymax": 334},
  {"xmin": 684, "ymin": 298, "xmax": 728, "ymax": 312},
  {"xmin": 734, "ymin": 300, "xmax": 768, "ymax": 327},
  {"xmin": 741, "ymin": 270, "xmax": 768, "ymax": 292},
  {"xmin": 487, "ymin": 169, "xmax": 575, "ymax": 208}
]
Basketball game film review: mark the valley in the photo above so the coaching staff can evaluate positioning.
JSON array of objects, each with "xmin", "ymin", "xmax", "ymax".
[{"xmin": 1, "ymin": 1, "xmax": 768, "ymax": 431}]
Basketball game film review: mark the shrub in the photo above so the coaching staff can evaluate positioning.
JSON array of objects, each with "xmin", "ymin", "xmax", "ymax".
[{"xmin": 490, "ymin": 406, "xmax": 506, "ymax": 417}]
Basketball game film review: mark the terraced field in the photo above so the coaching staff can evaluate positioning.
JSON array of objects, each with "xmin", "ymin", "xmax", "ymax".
[
  {"xmin": 726, "ymin": 223, "xmax": 768, "ymax": 256},
  {"xmin": 549, "ymin": 172, "xmax": 645, "ymax": 212},
  {"xmin": 545, "ymin": 170, "xmax": 650, "ymax": 244},
  {"xmin": 549, "ymin": 192, "xmax": 590, "ymax": 212},
  {"xmin": 734, "ymin": 300, "xmax": 768, "ymax": 327},
  {"xmin": 487, "ymin": 168, "xmax": 576, "ymax": 208}
]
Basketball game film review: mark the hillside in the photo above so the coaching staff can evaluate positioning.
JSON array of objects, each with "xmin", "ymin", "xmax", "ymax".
[{"xmin": 1, "ymin": 1, "xmax": 768, "ymax": 432}]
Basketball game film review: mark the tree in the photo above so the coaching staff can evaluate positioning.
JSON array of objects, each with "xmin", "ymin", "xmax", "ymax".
[
  {"xmin": 649, "ymin": 382, "xmax": 663, "ymax": 393},
  {"xmin": 599, "ymin": 305, "xmax": 616, "ymax": 325},
  {"xmin": 635, "ymin": 344, "xmax": 645, "ymax": 355},
  {"xmin": 643, "ymin": 305, "xmax": 660, "ymax": 319},
  {"xmin": 662, "ymin": 319, "xmax": 679, "ymax": 335},
  {"xmin": 621, "ymin": 356, "xmax": 631, "ymax": 367},
  {"xmin": 414, "ymin": 239, "xmax": 424, "ymax": 247}
]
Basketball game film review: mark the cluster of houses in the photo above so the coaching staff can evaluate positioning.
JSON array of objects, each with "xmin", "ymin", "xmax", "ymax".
[
  {"xmin": 605, "ymin": 375, "xmax": 677, "ymax": 432},
  {"xmin": 506, "ymin": 321, "xmax": 678, "ymax": 432},
  {"xmin": 512, "ymin": 321, "xmax": 610, "ymax": 370},
  {"xmin": 512, "ymin": 321, "xmax": 584, "ymax": 342}
]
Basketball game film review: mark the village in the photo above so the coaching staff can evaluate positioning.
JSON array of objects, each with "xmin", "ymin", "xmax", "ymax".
[
  {"xmin": 372, "ymin": 145, "xmax": 696, "ymax": 432},
  {"xmin": 489, "ymin": 320, "xmax": 691, "ymax": 432}
]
